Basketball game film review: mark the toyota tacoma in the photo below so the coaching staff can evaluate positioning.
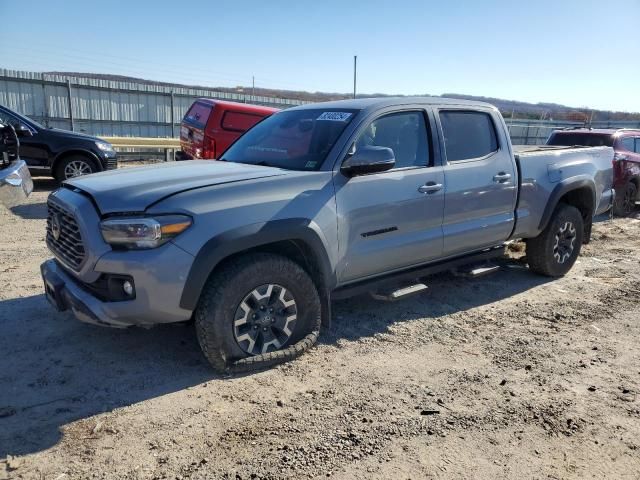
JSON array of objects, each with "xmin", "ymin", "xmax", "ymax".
[{"xmin": 40, "ymin": 98, "xmax": 614, "ymax": 372}]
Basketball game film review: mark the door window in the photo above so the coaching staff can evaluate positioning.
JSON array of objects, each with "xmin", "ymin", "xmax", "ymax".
[
  {"xmin": 439, "ymin": 110, "xmax": 498, "ymax": 162},
  {"xmin": 355, "ymin": 111, "xmax": 430, "ymax": 169},
  {"xmin": 0, "ymin": 110, "xmax": 18, "ymax": 127},
  {"xmin": 635, "ymin": 138, "xmax": 640, "ymax": 154},
  {"xmin": 221, "ymin": 111, "xmax": 264, "ymax": 132},
  {"xmin": 620, "ymin": 137, "xmax": 634, "ymax": 152}
]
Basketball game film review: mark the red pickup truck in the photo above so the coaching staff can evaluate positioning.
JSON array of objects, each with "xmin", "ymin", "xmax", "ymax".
[
  {"xmin": 547, "ymin": 128, "xmax": 640, "ymax": 216},
  {"xmin": 180, "ymin": 99, "xmax": 278, "ymax": 160}
]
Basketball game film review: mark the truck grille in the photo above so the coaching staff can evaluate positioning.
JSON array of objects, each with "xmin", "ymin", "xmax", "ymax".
[{"xmin": 46, "ymin": 201, "xmax": 86, "ymax": 270}]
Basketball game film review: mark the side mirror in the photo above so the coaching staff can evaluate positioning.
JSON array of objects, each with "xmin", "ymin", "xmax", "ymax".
[
  {"xmin": 341, "ymin": 145, "xmax": 395, "ymax": 177},
  {"xmin": 14, "ymin": 124, "xmax": 33, "ymax": 137}
]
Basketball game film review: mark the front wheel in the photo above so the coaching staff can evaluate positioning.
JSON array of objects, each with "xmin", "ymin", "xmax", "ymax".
[
  {"xmin": 613, "ymin": 182, "xmax": 638, "ymax": 217},
  {"xmin": 526, "ymin": 203, "xmax": 584, "ymax": 277},
  {"xmin": 54, "ymin": 155, "xmax": 97, "ymax": 182},
  {"xmin": 195, "ymin": 253, "xmax": 321, "ymax": 373}
]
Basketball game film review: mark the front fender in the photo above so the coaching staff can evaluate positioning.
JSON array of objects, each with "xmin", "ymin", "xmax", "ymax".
[{"xmin": 178, "ymin": 218, "xmax": 335, "ymax": 311}]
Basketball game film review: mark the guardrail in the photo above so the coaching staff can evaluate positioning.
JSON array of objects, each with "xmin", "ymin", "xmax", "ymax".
[{"xmin": 100, "ymin": 137, "xmax": 181, "ymax": 163}]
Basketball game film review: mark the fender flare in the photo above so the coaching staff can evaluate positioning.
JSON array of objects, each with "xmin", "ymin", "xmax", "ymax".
[
  {"xmin": 538, "ymin": 177, "xmax": 596, "ymax": 231},
  {"xmin": 179, "ymin": 218, "xmax": 335, "ymax": 311}
]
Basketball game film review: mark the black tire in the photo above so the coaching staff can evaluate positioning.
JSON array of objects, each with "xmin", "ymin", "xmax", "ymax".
[
  {"xmin": 613, "ymin": 182, "xmax": 638, "ymax": 217},
  {"xmin": 526, "ymin": 203, "xmax": 584, "ymax": 277},
  {"xmin": 54, "ymin": 155, "xmax": 98, "ymax": 182},
  {"xmin": 195, "ymin": 252, "xmax": 321, "ymax": 373}
]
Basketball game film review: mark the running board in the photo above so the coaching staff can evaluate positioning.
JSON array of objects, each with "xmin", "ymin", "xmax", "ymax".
[{"xmin": 371, "ymin": 283, "xmax": 428, "ymax": 302}]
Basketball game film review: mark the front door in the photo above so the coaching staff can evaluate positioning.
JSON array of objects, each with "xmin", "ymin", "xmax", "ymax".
[
  {"xmin": 0, "ymin": 109, "xmax": 48, "ymax": 168},
  {"xmin": 436, "ymin": 109, "xmax": 517, "ymax": 256},
  {"xmin": 335, "ymin": 110, "xmax": 444, "ymax": 283}
]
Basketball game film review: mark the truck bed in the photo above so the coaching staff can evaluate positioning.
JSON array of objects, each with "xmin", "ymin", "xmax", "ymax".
[{"xmin": 510, "ymin": 145, "xmax": 614, "ymax": 239}]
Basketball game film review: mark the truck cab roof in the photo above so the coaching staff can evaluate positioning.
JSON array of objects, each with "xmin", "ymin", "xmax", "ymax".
[{"xmin": 289, "ymin": 96, "xmax": 496, "ymax": 113}]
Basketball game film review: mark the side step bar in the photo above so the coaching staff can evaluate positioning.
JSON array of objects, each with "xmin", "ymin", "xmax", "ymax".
[
  {"xmin": 371, "ymin": 283, "xmax": 428, "ymax": 302},
  {"xmin": 331, "ymin": 246, "xmax": 505, "ymax": 301},
  {"xmin": 452, "ymin": 264, "xmax": 501, "ymax": 278}
]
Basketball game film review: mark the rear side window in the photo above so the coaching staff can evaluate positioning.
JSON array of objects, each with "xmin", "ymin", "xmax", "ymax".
[
  {"xmin": 183, "ymin": 102, "xmax": 212, "ymax": 129},
  {"xmin": 636, "ymin": 138, "xmax": 640, "ymax": 153},
  {"xmin": 547, "ymin": 132, "xmax": 614, "ymax": 147},
  {"xmin": 221, "ymin": 111, "xmax": 265, "ymax": 132},
  {"xmin": 439, "ymin": 111, "xmax": 498, "ymax": 162},
  {"xmin": 620, "ymin": 137, "xmax": 635, "ymax": 152}
]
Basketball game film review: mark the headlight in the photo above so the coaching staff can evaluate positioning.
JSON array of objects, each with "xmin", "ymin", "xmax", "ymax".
[
  {"xmin": 95, "ymin": 141, "xmax": 114, "ymax": 152},
  {"xmin": 100, "ymin": 215, "xmax": 192, "ymax": 249}
]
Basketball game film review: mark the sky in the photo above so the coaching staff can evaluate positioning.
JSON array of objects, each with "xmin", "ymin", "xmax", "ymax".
[{"xmin": 1, "ymin": 0, "xmax": 639, "ymax": 112}]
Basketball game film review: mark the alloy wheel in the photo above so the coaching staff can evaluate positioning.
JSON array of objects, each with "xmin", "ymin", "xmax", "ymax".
[
  {"xmin": 552, "ymin": 221, "xmax": 577, "ymax": 264},
  {"xmin": 233, "ymin": 284, "xmax": 298, "ymax": 355},
  {"xmin": 622, "ymin": 186, "xmax": 635, "ymax": 215},
  {"xmin": 64, "ymin": 160, "xmax": 93, "ymax": 179}
]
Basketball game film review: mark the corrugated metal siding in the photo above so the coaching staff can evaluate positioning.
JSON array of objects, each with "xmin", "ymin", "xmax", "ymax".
[
  {"xmin": 0, "ymin": 68, "xmax": 308, "ymax": 137},
  {"xmin": 2, "ymin": 69, "xmax": 640, "ymax": 142}
]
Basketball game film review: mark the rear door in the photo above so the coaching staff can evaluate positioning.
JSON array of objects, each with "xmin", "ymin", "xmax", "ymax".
[
  {"xmin": 335, "ymin": 108, "xmax": 445, "ymax": 283},
  {"xmin": 180, "ymin": 101, "xmax": 213, "ymax": 158},
  {"xmin": 436, "ymin": 108, "xmax": 517, "ymax": 256}
]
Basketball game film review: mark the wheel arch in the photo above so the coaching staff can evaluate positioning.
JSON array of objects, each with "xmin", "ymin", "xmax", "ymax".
[
  {"xmin": 180, "ymin": 219, "xmax": 335, "ymax": 326},
  {"xmin": 539, "ymin": 179, "xmax": 596, "ymax": 233}
]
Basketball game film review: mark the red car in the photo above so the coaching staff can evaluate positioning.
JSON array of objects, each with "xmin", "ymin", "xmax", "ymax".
[
  {"xmin": 180, "ymin": 99, "xmax": 279, "ymax": 160},
  {"xmin": 547, "ymin": 128, "xmax": 640, "ymax": 216}
]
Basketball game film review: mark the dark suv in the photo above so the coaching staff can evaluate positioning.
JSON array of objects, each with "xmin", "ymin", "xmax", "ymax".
[
  {"xmin": 547, "ymin": 128, "xmax": 640, "ymax": 216},
  {"xmin": 0, "ymin": 105, "xmax": 117, "ymax": 182}
]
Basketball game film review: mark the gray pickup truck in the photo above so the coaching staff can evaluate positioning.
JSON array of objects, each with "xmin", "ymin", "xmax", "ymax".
[{"xmin": 41, "ymin": 98, "xmax": 614, "ymax": 372}]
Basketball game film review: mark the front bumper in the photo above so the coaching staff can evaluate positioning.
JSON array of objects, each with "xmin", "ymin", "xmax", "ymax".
[
  {"xmin": 41, "ymin": 242, "xmax": 195, "ymax": 328},
  {"xmin": 0, "ymin": 160, "xmax": 33, "ymax": 208}
]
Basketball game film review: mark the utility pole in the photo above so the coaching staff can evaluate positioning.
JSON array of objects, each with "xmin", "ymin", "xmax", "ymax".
[
  {"xmin": 353, "ymin": 55, "xmax": 357, "ymax": 99},
  {"xmin": 252, "ymin": 76, "xmax": 255, "ymax": 100}
]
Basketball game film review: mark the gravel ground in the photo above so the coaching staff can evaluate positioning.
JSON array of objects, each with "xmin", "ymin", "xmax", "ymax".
[{"xmin": 1, "ymin": 179, "xmax": 639, "ymax": 479}]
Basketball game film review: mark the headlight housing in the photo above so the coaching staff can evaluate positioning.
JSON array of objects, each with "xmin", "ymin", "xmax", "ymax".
[
  {"xmin": 95, "ymin": 141, "xmax": 115, "ymax": 152},
  {"xmin": 100, "ymin": 215, "xmax": 192, "ymax": 249}
]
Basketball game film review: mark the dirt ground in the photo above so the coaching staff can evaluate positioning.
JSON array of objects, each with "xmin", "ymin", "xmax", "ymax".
[{"xmin": 1, "ymin": 179, "xmax": 639, "ymax": 480}]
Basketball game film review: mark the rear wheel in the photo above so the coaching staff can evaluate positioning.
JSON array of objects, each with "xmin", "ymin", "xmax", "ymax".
[
  {"xmin": 526, "ymin": 203, "xmax": 584, "ymax": 277},
  {"xmin": 613, "ymin": 182, "xmax": 638, "ymax": 217},
  {"xmin": 54, "ymin": 155, "xmax": 98, "ymax": 182},
  {"xmin": 195, "ymin": 253, "xmax": 321, "ymax": 373}
]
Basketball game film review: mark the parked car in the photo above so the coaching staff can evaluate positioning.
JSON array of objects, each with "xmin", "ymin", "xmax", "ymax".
[
  {"xmin": 0, "ymin": 122, "xmax": 33, "ymax": 208},
  {"xmin": 0, "ymin": 105, "xmax": 117, "ymax": 182},
  {"xmin": 179, "ymin": 99, "xmax": 278, "ymax": 160},
  {"xmin": 41, "ymin": 97, "xmax": 614, "ymax": 373},
  {"xmin": 547, "ymin": 128, "xmax": 640, "ymax": 216}
]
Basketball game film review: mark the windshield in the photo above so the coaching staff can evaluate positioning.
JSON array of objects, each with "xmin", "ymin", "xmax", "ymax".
[
  {"xmin": 220, "ymin": 108, "xmax": 358, "ymax": 170},
  {"xmin": 547, "ymin": 132, "xmax": 614, "ymax": 147}
]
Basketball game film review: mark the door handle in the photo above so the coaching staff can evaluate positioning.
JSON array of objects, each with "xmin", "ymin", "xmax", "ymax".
[
  {"xmin": 493, "ymin": 172, "xmax": 512, "ymax": 183},
  {"xmin": 418, "ymin": 182, "xmax": 443, "ymax": 194}
]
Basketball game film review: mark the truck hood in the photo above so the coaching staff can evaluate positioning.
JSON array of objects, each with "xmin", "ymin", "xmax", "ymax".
[{"xmin": 64, "ymin": 160, "xmax": 287, "ymax": 214}]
